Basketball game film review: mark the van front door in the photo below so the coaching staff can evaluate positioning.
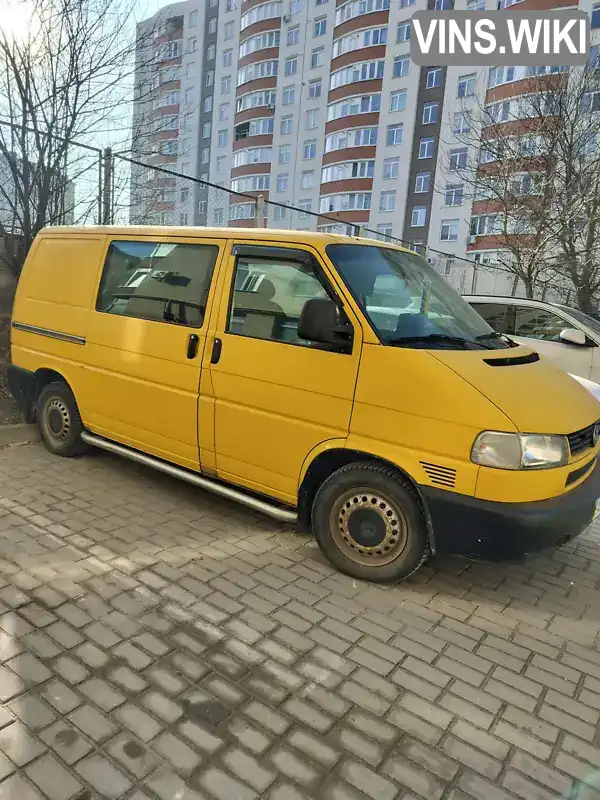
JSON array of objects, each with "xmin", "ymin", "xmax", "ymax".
[
  {"xmin": 83, "ymin": 236, "xmax": 224, "ymax": 471},
  {"xmin": 207, "ymin": 243, "xmax": 362, "ymax": 504}
]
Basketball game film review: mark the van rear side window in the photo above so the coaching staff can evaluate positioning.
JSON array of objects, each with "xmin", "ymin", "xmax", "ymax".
[{"xmin": 96, "ymin": 240, "xmax": 218, "ymax": 327}]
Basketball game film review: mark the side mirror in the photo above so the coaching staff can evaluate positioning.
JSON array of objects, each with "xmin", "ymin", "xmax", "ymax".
[
  {"xmin": 298, "ymin": 297, "xmax": 352, "ymax": 350},
  {"xmin": 559, "ymin": 327, "xmax": 588, "ymax": 347}
]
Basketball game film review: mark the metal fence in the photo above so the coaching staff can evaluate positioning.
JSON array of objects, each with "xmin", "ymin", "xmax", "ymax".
[{"xmin": 0, "ymin": 128, "xmax": 568, "ymax": 301}]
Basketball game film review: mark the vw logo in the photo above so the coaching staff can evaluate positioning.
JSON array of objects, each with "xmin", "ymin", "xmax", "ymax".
[{"xmin": 593, "ymin": 423, "xmax": 600, "ymax": 447}]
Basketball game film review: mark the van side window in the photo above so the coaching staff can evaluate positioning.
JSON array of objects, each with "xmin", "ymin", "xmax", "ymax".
[
  {"xmin": 470, "ymin": 302, "xmax": 514, "ymax": 335},
  {"xmin": 514, "ymin": 307, "xmax": 567, "ymax": 341},
  {"xmin": 96, "ymin": 240, "xmax": 218, "ymax": 327},
  {"xmin": 227, "ymin": 254, "xmax": 329, "ymax": 344}
]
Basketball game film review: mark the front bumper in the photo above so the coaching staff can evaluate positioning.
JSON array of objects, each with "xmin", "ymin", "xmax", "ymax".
[{"xmin": 422, "ymin": 460, "xmax": 600, "ymax": 560}]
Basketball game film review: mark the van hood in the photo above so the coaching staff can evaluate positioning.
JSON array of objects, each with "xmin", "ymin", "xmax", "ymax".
[{"xmin": 432, "ymin": 345, "xmax": 600, "ymax": 434}]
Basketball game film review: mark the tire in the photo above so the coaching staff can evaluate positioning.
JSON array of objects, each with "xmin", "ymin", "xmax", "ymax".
[
  {"xmin": 36, "ymin": 381, "xmax": 89, "ymax": 457},
  {"xmin": 311, "ymin": 461, "xmax": 430, "ymax": 583}
]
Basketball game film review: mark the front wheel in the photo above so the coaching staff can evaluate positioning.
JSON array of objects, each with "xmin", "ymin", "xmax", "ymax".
[{"xmin": 311, "ymin": 462, "xmax": 430, "ymax": 583}]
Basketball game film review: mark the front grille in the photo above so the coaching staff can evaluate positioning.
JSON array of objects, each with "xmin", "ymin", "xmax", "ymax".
[
  {"xmin": 420, "ymin": 462, "xmax": 457, "ymax": 488},
  {"xmin": 567, "ymin": 422, "xmax": 599, "ymax": 456}
]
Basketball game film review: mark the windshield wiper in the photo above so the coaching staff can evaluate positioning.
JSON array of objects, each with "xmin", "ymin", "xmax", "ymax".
[{"xmin": 387, "ymin": 333, "xmax": 488, "ymax": 349}]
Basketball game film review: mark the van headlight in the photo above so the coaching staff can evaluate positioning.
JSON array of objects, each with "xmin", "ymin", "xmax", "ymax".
[{"xmin": 471, "ymin": 431, "xmax": 569, "ymax": 470}]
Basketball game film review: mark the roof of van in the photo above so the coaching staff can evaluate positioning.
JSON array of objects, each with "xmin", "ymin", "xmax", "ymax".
[{"xmin": 39, "ymin": 225, "xmax": 409, "ymax": 250}]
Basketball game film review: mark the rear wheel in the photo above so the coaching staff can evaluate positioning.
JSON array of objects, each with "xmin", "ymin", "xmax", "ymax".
[
  {"xmin": 37, "ymin": 382, "xmax": 89, "ymax": 457},
  {"xmin": 312, "ymin": 462, "xmax": 429, "ymax": 583}
]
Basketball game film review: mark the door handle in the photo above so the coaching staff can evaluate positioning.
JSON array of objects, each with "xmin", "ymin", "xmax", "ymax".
[
  {"xmin": 211, "ymin": 338, "xmax": 222, "ymax": 364},
  {"xmin": 187, "ymin": 334, "xmax": 199, "ymax": 359}
]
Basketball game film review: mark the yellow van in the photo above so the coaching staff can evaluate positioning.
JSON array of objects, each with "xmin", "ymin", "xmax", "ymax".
[{"xmin": 8, "ymin": 226, "xmax": 600, "ymax": 582}]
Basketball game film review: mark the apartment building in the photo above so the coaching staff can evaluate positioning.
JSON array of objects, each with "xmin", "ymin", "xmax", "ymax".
[{"xmin": 131, "ymin": 0, "xmax": 600, "ymax": 291}]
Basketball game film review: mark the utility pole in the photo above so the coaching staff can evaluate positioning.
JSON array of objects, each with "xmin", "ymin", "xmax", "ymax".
[{"xmin": 102, "ymin": 147, "xmax": 113, "ymax": 225}]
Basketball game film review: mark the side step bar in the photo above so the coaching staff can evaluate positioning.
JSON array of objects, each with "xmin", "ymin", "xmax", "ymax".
[{"xmin": 80, "ymin": 432, "xmax": 298, "ymax": 524}]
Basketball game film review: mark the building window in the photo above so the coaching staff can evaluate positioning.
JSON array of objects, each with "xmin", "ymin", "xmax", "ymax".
[
  {"xmin": 453, "ymin": 113, "xmax": 470, "ymax": 134},
  {"xmin": 226, "ymin": 0, "xmax": 236, "ymax": 9},
  {"xmin": 426, "ymin": 68, "xmax": 442, "ymax": 88},
  {"xmin": 301, "ymin": 170, "xmax": 314, "ymax": 188},
  {"xmin": 288, "ymin": 25, "xmax": 300, "ymax": 44},
  {"xmin": 221, "ymin": 76, "xmax": 231, "ymax": 94},
  {"xmin": 419, "ymin": 137, "xmax": 435, "ymax": 158},
  {"xmin": 224, "ymin": 21, "xmax": 234, "ymax": 39},
  {"xmin": 277, "ymin": 173, "xmax": 289, "ymax": 192},
  {"xmin": 440, "ymin": 219, "xmax": 459, "ymax": 241},
  {"xmin": 186, "ymin": 63, "xmax": 196, "ymax": 78},
  {"xmin": 435, "ymin": 0, "xmax": 453, "ymax": 8},
  {"xmin": 467, "ymin": 0, "xmax": 485, "ymax": 7},
  {"xmin": 383, "ymin": 158, "xmax": 399, "ymax": 179},
  {"xmin": 208, "ymin": 17, "xmax": 217, "ymax": 34},
  {"xmin": 279, "ymin": 145, "xmax": 291, "ymax": 163},
  {"xmin": 386, "ymin": 124, "xmax": 403, "ymax": 146},
  {"xmin": 397, "ymin": 22, "xmax": 410, "ymax": 42},
  {"xmin": 304, "ymin": 140, "xmax": 317, "ymax": 159},
  {"xmin": 291, "ymin": 0, "xmax": 301, "ymax": 13},
  {"xmin": 189, "ymin": 10, "xmax": 198, "ymax": 26},
  {"xmin": 207, "ymin": 44, "xmax": 216, "ymax": 60},
  {"xmin": 201, "ymin": 148, "xmax": 209, "ymax": 164},
  {"xmin": 214, "ymin": 208, "xmax": 224, "ymax": 225},
  {"xmin": 204, "ymin": 96, "xmax": 213, "ymax": 112},
  {"xmin": 450, "ymin": 148, "xmax": 467, "ymax": 170},
  {"xmin": 415, "ymin": 172, "xmax": 430, "ymax": 193},
  {"xmin": 457, "ymin": 74, "xmax": 476, "ymax": 97},
  {"xmin": 390, "ymin": 90, "xmax": 407, "ymax": 112},
  {"xmin": 411, "ymin": 206, "xmax": 427, "ymax": 227},
  {"xmin": 393, "ymin": 56, "xmax": 410, "ymax": 78},
  {"xmin": 223, "ymin": 49, "xmax": 233, "ymax": 67},
  {"xmin": 593, "ymin": 2, "xmax": 600, "ymax": 27},
  {"xmin": 205, "ymin": 70, "xmax": 214, "ymax": 87},
  {"xmin": 314, "ymin": 16, "xmax": 327, "ymax": 36},
  {"xmin": 309, "ymin": 79, "xmax": 322, "ymax": 98},
  {"xmin": 422, "ymin": 102, "xmax": 438, "ymax": 125},
  {"xmin": 283, "ymin": 86, "xmax": 296, "ymax": 105},
  {"xmin": 380, "ymin": 190, "xmax": 396, "ymax": 212},
  {"xmin": 400, "ymin": 0, "xmax": 416, "ymax": 5},
  {"xmin": 188, "ymin": 37, "xmax": 198, "ymax": 53},
  {"xmin": 306, "ymin": 109, "xmax": 318, "ymax": 129},
  {"xmin": 218, "ymin": 129, "xmax": 228, "ymax": 147},
  {"xmin": 220, "ymin": 103, "xmax": 229, "ymax": 120},
  {"xmin": 202, "ymin": 122, "xmax": 211, "ymax": 138},
  {"xmin": 445, "ymin": 184, "xmax": 464, "ymax": 205},
  {"xmin": 281, "ymin": 115, "xmax": 293, "ymax": 134},
  {"xmin": 311, "ymin": 47, "xmax": 325, "ymax": 68},
  {"xmin": 216, "ymin": 156, "xmax": 225, "ymax": 172},
  {"xmin": 285, "ymin": 57, "xmax": 298, "ymax": 76},
  {"xmin": 377, "ymin": 223, "xmax": 393, "ymax": 239},
  {"xmin": 298, "ymin": 199, "xmax": 312, "ymax": 217}
]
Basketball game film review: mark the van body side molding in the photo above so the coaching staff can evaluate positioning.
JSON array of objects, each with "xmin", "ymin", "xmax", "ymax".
[{"xmin": 12, "ymin": 322, "xmax": 86, "ymax": 346}]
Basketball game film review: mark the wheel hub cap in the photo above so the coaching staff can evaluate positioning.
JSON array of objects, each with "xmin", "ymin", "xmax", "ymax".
[
  {"xmin": 330, "ymin": 490, "xmax": 409, "ymax": 566},
  {"xmin": 45, "ymin": 398, "xmax": 70, "ymax": 441}
]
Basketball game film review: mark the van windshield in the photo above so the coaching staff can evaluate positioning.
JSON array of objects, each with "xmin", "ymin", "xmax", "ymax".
[{"xmin": 326, "ymin": 243, "xmax": 511, "ymax": 350}]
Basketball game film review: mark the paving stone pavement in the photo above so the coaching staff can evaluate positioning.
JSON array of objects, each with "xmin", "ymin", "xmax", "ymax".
[{"xmin": 0, "ymin": 443, "xmax": 599, "ymax": 799}]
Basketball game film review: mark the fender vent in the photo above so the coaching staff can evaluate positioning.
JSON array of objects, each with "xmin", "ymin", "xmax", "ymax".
[{"xmin": 420, "ymin": 461, "xmax": 457, "ymax": 488}]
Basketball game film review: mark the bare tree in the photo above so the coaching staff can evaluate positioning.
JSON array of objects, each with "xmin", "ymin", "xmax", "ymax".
[
  {"xmin": 447, "ymin": 64, "xmax": 600, "ymax": 308},
  {"xmin": 447, "ymin": 74, "xmax": 566, "ymax": 299},
  {"xmin": 527, "ymin": 65, "xmax": 600, "ymax": 312},
  {"xmin": 0, "ymin": 0, "xmax": 156, "ymax": 277}
]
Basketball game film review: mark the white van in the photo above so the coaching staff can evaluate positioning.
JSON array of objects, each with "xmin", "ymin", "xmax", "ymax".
[{"xmin": 466, "ymin": 296, "xmax": 600, "ymax": 382}]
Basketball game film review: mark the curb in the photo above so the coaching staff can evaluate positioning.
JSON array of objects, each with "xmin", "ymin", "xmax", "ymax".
[{"xmin": 0, "ymin": 423, "xmax": 40, "ymax": 447}]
